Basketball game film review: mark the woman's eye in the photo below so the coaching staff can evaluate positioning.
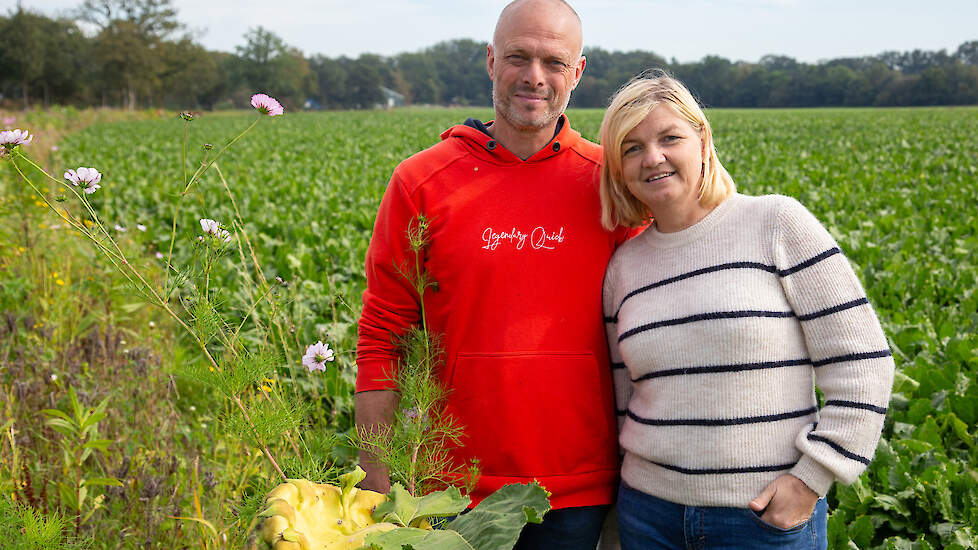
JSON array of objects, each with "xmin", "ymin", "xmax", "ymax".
[{"xmin": 623, "ymin": 145, "xmax": 640, "ymax": 155}]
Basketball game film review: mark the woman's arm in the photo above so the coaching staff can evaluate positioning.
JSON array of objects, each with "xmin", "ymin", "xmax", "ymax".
[{"xmin": 773, "ymin": 196, "xmax": 895, "ymax": 497}]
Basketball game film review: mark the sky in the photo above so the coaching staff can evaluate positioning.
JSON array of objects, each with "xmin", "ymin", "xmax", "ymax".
[{"xmin": 8, "ymin": 0, "xmax": 977, "ymax": 64}]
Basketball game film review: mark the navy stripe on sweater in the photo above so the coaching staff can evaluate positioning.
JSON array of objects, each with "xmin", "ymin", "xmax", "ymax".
[
  {"xmin": 627, "ymin": 406, "xmax": 816, "ymax": 426},
  {"xmin": 630, "ymin": 349, "xmax": 893, "ymax": 381},
  {"xmin": 779, "ymin": 247, "xmax": 842, "ymax": 276},
  {"xmin": 608, "ymin": 248, "xmax": 842, "ymax": 322},
  {"xmin": 797, "ymin": 298, "xmax": 869, "ymax": 321},
  {"xmin": 618, "ymin": 310, "xmax": 795, "ymax": 342},
  {"xmin": 613, "ymin": 261, "xmax": 778, "ymax": 319},
  {"xmin": 651, "ymin": 460, "xmax": 798, "ymax": 475},
  {"xmin": 633, "ymin": 358, "xmax": 812, "ymax": 382},
  {"xmin": 812, "ymin": 349, "xmax": 892, "ymax": 367},
  {"xmin": 823, "ymin": 400, "xmax": 888, "ymax": 415},
  {"xmin": 807, "ymin": 433, "xmax": 871, "ymax": 464}
]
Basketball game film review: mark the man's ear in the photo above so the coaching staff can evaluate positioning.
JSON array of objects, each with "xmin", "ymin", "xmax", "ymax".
[
  {"xmin": 571, "ymin": 55, "xmax": 586, "ymax": 90},
  {"xmin": 487, "ymin": 44, "xmax": 496, "ymax": 79}
]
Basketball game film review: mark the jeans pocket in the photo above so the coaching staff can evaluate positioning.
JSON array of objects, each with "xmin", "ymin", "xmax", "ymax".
[{"xmin": 746, "ymin": 507, "xmax": 812, "ymax": 534}]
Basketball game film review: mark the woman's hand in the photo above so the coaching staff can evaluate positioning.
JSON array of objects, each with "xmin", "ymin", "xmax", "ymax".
[{"xmin": 749, "ymin": 474, "xmax": 819, "ymax": 529}]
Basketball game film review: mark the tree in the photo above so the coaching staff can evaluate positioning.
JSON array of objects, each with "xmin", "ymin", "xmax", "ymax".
[
  {"xmin": 93, "ymin": 20, "xmax": 160, "ymax": 109},
  {"xmin": 156, "ymin": 37, "xmax": 222, "ymax": 109},
  {"xmin": 0, "ymin": 8, "xmax": 47, "ymax": 108},
  {"xmin": 76, "ymin": 0, "xmax": 180, "ymax": 38},
  {"xmin": 309, "ymin": 55, "xmax": 349, "ymax": 109},
  {"xmin": 233, "ymin": 27, "xmax": 312, "ymax": 108},
  {"xmin": 955, "ymin": 41, "xmax": 978, "ymax": 66},
  {"xmin": 395, "ymin": 52, "xmax": 441, "ymax": 104}
]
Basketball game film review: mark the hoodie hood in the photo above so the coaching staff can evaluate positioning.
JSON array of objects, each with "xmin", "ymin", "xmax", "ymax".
[{"xmin": 439, "ymin": 114, "xmax": 584, "ymax": 165}]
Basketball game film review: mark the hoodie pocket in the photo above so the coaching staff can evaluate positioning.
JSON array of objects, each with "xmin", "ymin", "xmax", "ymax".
[{"xmin": 445, "ymin": 351, "xmax": 615, "ymax": 477}]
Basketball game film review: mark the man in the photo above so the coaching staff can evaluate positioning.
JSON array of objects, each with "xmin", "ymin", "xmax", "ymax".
[{"xmin": 356, "ymin": 1, "xmax": 630, "ymax": 547}]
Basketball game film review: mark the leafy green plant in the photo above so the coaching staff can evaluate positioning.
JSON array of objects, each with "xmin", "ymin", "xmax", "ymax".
[
  {"xmin": 41, "ymin": 386, "xmax": 122, "ymax": 529},
  {"xmin": 0, "ymin": 494, "xmax": 92, "ymax": 550},
  {"xmin": 354, "ymin": 215, "xmax": 474, "ymax": 497}
]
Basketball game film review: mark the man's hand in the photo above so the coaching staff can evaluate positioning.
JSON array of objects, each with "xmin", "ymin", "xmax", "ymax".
[
  {"xmin": 749, "ymin": 474, "xmax": 819, "ymax": 529},
  {"xmin": 355, "ymin": 390, "xmax": 399, "ymax": 493}
]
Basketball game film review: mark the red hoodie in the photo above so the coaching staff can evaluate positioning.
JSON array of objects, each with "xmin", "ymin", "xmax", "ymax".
[{"xmin": 356, "ymin": 116, "xmax": 630, "ymax": 509}]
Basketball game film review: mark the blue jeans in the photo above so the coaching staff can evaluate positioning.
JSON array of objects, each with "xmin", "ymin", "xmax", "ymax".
[
  {"xmin": 617, "ymin": 483, "xmax": 827, "ymax": 550},
  {"xmin": 513, "ymin": 505, "xmax": 609, "ymax": 550}
]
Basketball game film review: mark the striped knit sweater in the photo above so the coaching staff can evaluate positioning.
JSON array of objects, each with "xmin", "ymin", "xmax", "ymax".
[{"xmin": 603, "ymin": 193, "xmax": 894, "ymax": 507}]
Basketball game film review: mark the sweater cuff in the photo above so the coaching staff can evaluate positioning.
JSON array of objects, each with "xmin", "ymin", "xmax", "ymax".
[{"xmin": 789, "ymin": 455, "xmax": 836, "ymax": 497}]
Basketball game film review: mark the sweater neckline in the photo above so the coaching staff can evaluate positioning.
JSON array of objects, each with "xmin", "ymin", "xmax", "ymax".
[{"xmin": 641, "ymin": 193, "xmax": 741, "ymax": 249}]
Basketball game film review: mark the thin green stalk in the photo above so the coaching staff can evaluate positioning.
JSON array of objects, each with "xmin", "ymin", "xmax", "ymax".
[
  {"xmin": 229, "ymin": 281, "xmax": 277, "ymax": 348},
  {"xmin": 181, "ymin": 116, "xmax": 260, "ymax": 196}
]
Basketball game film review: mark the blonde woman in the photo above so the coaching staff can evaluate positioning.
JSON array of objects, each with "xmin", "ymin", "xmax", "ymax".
[{"xmin": 600, "ymin": 72, "xmax": 894, "ymax": 549}]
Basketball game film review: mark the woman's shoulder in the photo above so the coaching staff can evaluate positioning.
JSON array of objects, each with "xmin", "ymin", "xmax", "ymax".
[{"xmin": 732, "ymin": 193, "xmax": 816, "ymax": 225}]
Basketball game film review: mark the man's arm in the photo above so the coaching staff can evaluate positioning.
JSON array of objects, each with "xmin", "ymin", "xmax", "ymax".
[{"xmin": 355, "ymin": 389, "xmax": 400, "ymax": 493}]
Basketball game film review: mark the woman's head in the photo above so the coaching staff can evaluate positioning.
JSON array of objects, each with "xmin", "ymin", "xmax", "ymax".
[{"xmin": 599, "ymin": 70, "xmax": 735, "ymax": 229}]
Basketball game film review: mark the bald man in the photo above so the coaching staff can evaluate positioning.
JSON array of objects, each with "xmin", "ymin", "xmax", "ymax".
[{"xmin": 356, "ymin": 1, "xmax": 629, "ymax": 547}]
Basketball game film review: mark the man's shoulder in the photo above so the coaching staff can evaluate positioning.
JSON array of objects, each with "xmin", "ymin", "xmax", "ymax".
[
  {"xmin": 393, "ymin": 132, "xmax": 471, "ymax": 191},
  {"xmin": 567, "ymin": 134, "xmax": 602, "ymax": 167}
]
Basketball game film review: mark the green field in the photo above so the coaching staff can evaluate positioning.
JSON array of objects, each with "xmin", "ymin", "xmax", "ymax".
[{"xmin": 2, "ymin": 106, "xmax": 977, "ymax": 548}]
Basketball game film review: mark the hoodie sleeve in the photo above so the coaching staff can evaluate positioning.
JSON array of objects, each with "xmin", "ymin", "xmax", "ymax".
[{"xmin": 355, "ymin": 169, "xmax": 423, "ymax": 392}]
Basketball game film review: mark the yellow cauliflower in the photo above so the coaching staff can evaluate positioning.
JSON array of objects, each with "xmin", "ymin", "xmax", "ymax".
[{"xmin": 258, "ymin": 467, "xmax": 396, "ymax": 550}]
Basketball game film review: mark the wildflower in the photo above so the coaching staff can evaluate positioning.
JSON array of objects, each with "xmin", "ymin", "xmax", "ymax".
[
  {"xmin": 179, "ymin": 111, "xmax": 195, "ymax": 121},
  {"xmin": 51, "ymin": 145, "xmax": 59, "ymax": 152},
  {"xmin": 50, "ymin": 374, "xmax": 58, "ymax": 382},
  {"xmin": 148, "ymin": 321, "xmax": 156, "ymax": 328},
  {"xmin": 250, "ymin": 93, "xmax": 284, "ymax": 116},
  {"xmin": 64, "ymin": 167, "xmax": 102, "ymax": 194},
  {"xmin": 0, "ymin": 129, "xmax": 32, "ymax": 148},
  {"xmin": 203, "ymin": 143, "xmax": 213, "ymax": 151},
  {"xmin": 114, "ymin": 224, "xmax": 126, "ymax": 232},
  {"xmin": 56, "ymin": 279, "xmax": 65, "ymax": 286},
  {"xmin": 136, "ymin": 224, "xmax": 147, "ymax": 232},
  {"xmin": 155, "ymin": 252, "xmax": 164, "ymax": 259},
  {"xmin": 302, "ymin": 341, "xmax": 334, "ymax": 372},
  {"xmin": 2, "ymin": 116, "xmax": 15, "ymax": 125},
  {"xmin": 199, "ymin": 218, "xmax": 231, "ymax": 243},
  {"xmin": 55, "ymin": 194, "xmax": 66, "ymax": 202}
]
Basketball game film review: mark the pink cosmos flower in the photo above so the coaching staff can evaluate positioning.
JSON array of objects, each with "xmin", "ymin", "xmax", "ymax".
[
  {"xmin": 302, "ymin": 341, "xmax": 334, "ymax": 372},
  {"xmin": 2, "ymin": 117, "xmax": 16, "ymax": 125},
  {"xmin": 250, "ymin": 93, "xmax": 284, "ymax": 116},
  {"xmin": 1, "ymin": 129, "xmax": 33, "ymax": 148},
  {"xmin": 64, "ymin": 167, "xmax": 102, "ymax": 194},
  {"xmin": 199, "ymin": 218, "xmax": 232, "ymax": 243},
  {"xmin": 199, "ymin": 218, "xmax": 219, "ymax": 235}
]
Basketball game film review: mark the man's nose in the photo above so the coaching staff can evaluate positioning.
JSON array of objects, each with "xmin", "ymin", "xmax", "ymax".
[{"xmin": 522, "ymin": 60, "xmax": 546, "ymax": 87}]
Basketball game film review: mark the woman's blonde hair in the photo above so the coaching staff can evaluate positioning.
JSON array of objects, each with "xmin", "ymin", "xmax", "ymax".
[{"xmin": 599, "ymin": 69, "xmax": 736, "ymax": 230}]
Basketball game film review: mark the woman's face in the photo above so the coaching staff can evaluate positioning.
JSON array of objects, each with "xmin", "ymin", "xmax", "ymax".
[{"xmin": 621, "ymin": 105, "xmax": 706, "ymax": 223}]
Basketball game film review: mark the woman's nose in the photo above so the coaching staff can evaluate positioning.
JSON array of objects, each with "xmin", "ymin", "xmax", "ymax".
[{"xmin": 642, "ymin": 145, "xmax": 665, "ymax": 166}]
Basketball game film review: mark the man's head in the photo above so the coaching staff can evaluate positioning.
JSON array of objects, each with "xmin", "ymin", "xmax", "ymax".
[{"xmin": 488, "ymin": 0, "xmax": 586, "ymax": 133}]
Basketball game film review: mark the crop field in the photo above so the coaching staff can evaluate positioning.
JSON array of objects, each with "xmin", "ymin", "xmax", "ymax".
[{"xmin": 2, "ymin": 106, "xmax": 977, "ymax": 549}]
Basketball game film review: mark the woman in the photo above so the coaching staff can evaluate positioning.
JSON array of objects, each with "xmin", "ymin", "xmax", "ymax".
[{"xmin": 599, "ymin": 72, "xmax": 894, "ymax": 549}]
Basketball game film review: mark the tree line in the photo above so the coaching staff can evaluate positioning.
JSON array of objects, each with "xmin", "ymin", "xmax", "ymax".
[{"xmin": 2, "ymin": 1, "xmax": 977, "ymax": 112}]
